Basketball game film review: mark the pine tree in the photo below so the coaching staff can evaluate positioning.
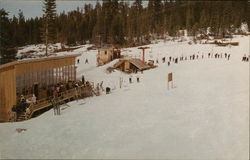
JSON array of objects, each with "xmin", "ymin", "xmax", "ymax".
[
  {"xmin": 17, "ymin": 10, "xmax": 26, "ymax": 46},
  {"xmin": 41, "ymin": 0, "xmax": 56, "ymax": 56},
  {"xmin": 0, "ymin": 9, "xmax": 17, "ymax": 64}
]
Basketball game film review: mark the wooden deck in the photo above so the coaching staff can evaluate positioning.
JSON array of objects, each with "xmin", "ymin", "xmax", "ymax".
[{"xmin": 27, "ymin": 85, "xmax": 93, "ymax": 119}]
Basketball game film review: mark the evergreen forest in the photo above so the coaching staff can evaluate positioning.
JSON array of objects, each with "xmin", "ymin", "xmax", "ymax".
[{"xmin": 0, "ymin": 0, "xmax": 249, "ymax": 64}]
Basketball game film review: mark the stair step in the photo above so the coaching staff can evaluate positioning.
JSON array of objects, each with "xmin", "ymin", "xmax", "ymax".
[{"xmin": 16, "ymin": 112, "xmax": 27, "ymax": 121}]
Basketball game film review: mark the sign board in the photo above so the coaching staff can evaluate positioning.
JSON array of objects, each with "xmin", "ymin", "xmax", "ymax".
[{"xmin": 168, "ymin": 72, "xmax": 173, "ymax": 82}]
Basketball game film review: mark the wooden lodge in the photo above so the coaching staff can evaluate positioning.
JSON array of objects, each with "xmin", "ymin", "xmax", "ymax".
[
  {"xmin": 0, "ymin": 54, "xmax": 92, "ymax": 122},
  {"xmin": 97, "ymin": 45, "xmax": 121, "ymax": 66},
  {"xmin": 113, "ymin": 58, "xmax": 152, "ymax": 73}
]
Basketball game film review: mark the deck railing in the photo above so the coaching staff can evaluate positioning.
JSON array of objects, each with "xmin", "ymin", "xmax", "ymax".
[{"xmin": 28, "ymin": 85, "xmax": 93, "ymax": 118}]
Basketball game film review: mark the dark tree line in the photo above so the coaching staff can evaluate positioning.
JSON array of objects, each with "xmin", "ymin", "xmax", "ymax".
[{"xmin": 1, "ymin": 0, "xmax": 249, "ymax": 64}]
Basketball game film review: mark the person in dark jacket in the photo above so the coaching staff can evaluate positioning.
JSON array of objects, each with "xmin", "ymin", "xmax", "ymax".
[
  {"xmin": 162, "ymin": 57, "xmax": 165, "ymax": 63},
  {"xmin": 175, "ymin": 58, "xmax": 178, "ymax": 64},
  {"xmin": 82, "ymin": 75, "xmax": 85, "ymax": 84},
  {"xmin": 85, "ymin": 59, "xmax": 88, "ymax": 64},
  {"xmin": 106, "ymin": 87, "xmax": 111, "ymax": 94},
  {"xmin": 19, "ymin": 95, "xmax": 27, "ymax": 112}
]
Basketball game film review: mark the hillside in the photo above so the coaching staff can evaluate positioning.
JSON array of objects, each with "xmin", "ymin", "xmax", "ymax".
[{"xmin": 0, "ymin": 35, "xmax": 249, "ymax": 159}]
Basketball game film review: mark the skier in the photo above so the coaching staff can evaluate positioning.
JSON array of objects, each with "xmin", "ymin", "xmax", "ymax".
[
  {"xmin": 85, "ymin": 58, "xmax": 88, "ymax": 64},
  {"xmin": 129, "ymin": 77, "xmax": 132, "ymax": 83},
  {"xmin": 77, "ymin": 59, "xmax": 80, "ymax": 64},
  {"xmin": 228, "ymin": 54, "xmax": 230, "ymax": 60},
  {"xmin": 175, "ymin": 58, "xmax": 178, "ymax": 64},
  {"xmin": 106, "ymin": 87, "xmax": 111, "ymax": 94},
  {"xmin": 82, "ymin": 75, "xmax": 85, "ymax": 84},
  {"xmin": 137, "ymin": 77, "xmax": 140, "ymax": 83},
  {"xmin": 242, "ymin": 54, "xmax": 246, "ymax": 61},
  {"xmin": 162, "ymin": 57, "xmax": 166, "ymax": 63}
]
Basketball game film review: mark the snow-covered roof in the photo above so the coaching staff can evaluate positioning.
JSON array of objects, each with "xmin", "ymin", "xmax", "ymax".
[
  {"xmin": 98, "ymin": 46, "xmax": 114, "ymax": 50},
  {"xmin": 0, "ymin": 54, "xmax": 81, "ymax": 71},
  {"xmin": 114, "ymin": 58, "xmax": 151, "ymax": 70}
]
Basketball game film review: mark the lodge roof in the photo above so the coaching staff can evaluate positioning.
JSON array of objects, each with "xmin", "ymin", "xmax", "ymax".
[
  {"xmin": 98, "ymin": 46, "xmax": 115, "ymax": 50},
  {"xmin": 0, "ymin": 54, "xmax": 81, "ymax": 70}
]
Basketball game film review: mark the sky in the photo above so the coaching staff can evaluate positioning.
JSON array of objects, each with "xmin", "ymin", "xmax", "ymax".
[
  {"xmin": 0, "ymin": 0, "xmax": 147, "ymax": 19},
  {"xmin": 0, "ymin": 0, "xmax": 99, "ymax": 19}
]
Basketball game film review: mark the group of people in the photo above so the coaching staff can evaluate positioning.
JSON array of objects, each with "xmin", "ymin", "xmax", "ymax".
[
  {"xmin": 242, "ymin": 54, "xmax": 249, "ymax": 62},
  {"xmin": 77, "ymin": 58, "xmax": 89, "ymax": 64},
  {"xmin": 49, "ymin": 79, "xmax": 93, "ymax": 115},
  {"xmin": 207, "ymin": 52, "xmax": 231, "ymax": 60},
  {"xmin": 11, "ymin": 77, "xmax": 93, "ymax": 120},
  {"xmin": 129, "ymin": 76, "xmax": 140, "ymax": 83},
  {"xmin": 11, "ymin": 94, "xmax": 37, "ymax": 121},
  {"xmin": 151, "ymin": 52, "xmax": 232, "ymax": 67},
  {"xmin": 95, "ymin": 81, "xmax": 104, "ymax": 95},
  {"xmin": 46, "ymin": 80, "xmax": 88, "ymax": 100}
]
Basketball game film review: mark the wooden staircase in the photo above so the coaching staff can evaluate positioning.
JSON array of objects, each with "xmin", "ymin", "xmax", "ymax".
[{"xmin": 16, "ymin": 112, "xmax": 26, "ymax": 122}]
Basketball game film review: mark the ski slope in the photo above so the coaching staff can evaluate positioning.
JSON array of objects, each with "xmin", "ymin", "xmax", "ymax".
[{"xmin": 0, "ymin": 35, "xmax": 249, "ymax": 159}]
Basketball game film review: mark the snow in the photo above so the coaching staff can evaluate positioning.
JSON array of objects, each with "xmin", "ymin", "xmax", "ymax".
[{"xmin": 0, "ymin": 35, "xmax": 249, "ymax": 159}]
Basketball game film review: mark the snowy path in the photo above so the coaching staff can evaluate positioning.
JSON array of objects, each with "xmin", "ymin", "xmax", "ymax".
[{"xmin": 0, "ymin": 35, "xmax": 249, "ymax": 159}]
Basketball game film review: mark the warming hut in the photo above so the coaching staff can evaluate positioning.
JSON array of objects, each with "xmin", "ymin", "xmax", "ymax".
[
  {"xmin": 114, "ymin": 58, "xmax": 151, "ymax": 73},
  {"xmin": 97, "ymin": 45, "xmax": 121, "ymax": 66},
  {"xmin": 0, "ymin": 54, "xmax": 80, "ymax": 122}
]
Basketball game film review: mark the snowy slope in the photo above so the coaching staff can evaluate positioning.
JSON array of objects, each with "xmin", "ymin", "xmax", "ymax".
[{"xmin": 0, "ymin": 35, "xmax": 249, "ymax": 159}]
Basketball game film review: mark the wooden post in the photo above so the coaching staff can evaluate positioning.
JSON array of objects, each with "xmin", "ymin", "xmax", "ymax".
[
  {"xmin": 168, "ymin": 72, "xmax": 173, "ymax": 90},
  {"xmin": 74, "ymin": 65, "xmax": 76, "ymax": 81},
  {"xmin": 119, "ymin": 77, "xmax": 123, "ymax": 88},
  {"xmin": 71, "ymin": 65, "xmax": 73, "ymax": 81},
  {"xmin": 67, "ymin": 65, "xmax": 70, "ymax": 82},
  {"xmin": 138, "ymin": 47, "xmax": 149, "ymax": 63},
  {"xmin": 56, "ymin": 67, "xmax": 59, "ymax": 84}
]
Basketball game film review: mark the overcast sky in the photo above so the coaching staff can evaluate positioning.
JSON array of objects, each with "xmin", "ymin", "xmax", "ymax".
[
  {"xmin": 0, "ymin": 0, "xmax": 148, "ymax": 19},
  {"xmin": 0, "ymin": 0, "xmax": 100, "ymax": 19}
]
